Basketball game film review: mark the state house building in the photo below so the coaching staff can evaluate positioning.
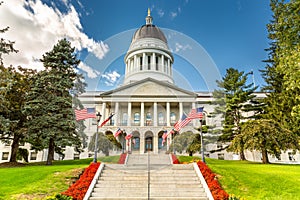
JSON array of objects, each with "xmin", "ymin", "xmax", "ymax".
[
  {"xmin": 79, "ymin": 10, "xmax": 213, "ymax": 155},
  {"xmin": 1, "ymin": 10, "xmax": 298, "ymax": 163}
]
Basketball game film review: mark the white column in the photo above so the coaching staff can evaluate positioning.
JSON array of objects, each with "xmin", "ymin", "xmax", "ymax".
[
  {"xmin": 134, "ymin": 55, "xmax": 137, "ymax": 72},
  {"xmin": 179, "ymin": 102, "xmax": 183, "ymax": 119},
  {"xmin": 101, "ymin": 102, "xmax": 106, "ymax": 124},
  {"xmin": 140, "ymin": 102, "xmax": 144, "ymax": 127},
  {"xmin": 114, "ymin": 102, "xmax": 119, "ymax": 126},
  {"xmin": 142, "ymin": 53, "xmax": 146, "ymax": 70},
  {"xmin": 161, "ymin": 55, "xmax": 164, "ymax": 72},
  {"xmin": 127, "ymin": 102, "xmax": 131, "ymax": 126},
  {"xmin": 153, "ymin": 102, "xmax": 158, "ymax": 126},
  {"xmin": 152, "ymin": 52, "xmax": 155, "ymax": 71},
  {"xmin": 166, "ymin": 102, "xmax": 170, "ymax": 126},
  {"xmin": 167, "ymin": 59, "xmax": 170, "ymax": 75}
]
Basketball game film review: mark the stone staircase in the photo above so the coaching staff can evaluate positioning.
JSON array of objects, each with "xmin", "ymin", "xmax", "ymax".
[{"xmin": 87, "ymin": 153, "xmax": 210, "ymax": 200}]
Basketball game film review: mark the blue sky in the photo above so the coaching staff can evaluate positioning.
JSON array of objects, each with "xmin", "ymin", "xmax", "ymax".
[{"xmin": 0, "ymin": 0, "xmax": 272, "ymax": 92}]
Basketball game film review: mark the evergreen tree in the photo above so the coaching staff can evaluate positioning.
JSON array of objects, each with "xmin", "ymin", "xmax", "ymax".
[
  {"xmin": 0, "ymin": 1, "xmax": 18, "ymax": 65},
  {"xmin": 24, "ymin": 39, "xmax": 80, "ymax": 165},
  {"xmin": 213, "ymin": 68, "xmax": 258, "ymax": 160},
  {"xmin": 262, "ymin": 0, "xmax": 300, "ymax": 138}
]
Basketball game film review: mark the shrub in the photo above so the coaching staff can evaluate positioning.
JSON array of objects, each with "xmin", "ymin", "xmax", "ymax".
[
  {"xmin": 62, "ymin": 162, "xmax": 100, "ymax": 200},
  {"xmin": 118, "ymin": 153, "xmax": 127, "ymax": 164},
  {"xmin": 171, "ymin": 153, "xmax": 180, "ymax": 164},
  {"xmin": 197, "ymin": 161, "xmax": 229, "ymax": 200},
  {"xmin": 46, "ymin": 194, "xmax": 73, "ymax": 200}
]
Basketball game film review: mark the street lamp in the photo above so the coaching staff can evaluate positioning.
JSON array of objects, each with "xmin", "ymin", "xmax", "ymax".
[
  {"xmin": 93, "ymin": 112, "xmax": 102, "ymax": 163},
  {"xmin": 199, "ymin": 119, "xmax": 206, "ymax": 163}
]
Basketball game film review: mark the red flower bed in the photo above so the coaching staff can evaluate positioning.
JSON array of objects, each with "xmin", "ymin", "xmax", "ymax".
[
  {"xmin": 171, "ymin": 153, "xmax": 180, "ymax": 164},
  {"xmin": 197, "ymin": 161, "xmax": 229, "ymax": 200},
  {"xmin": 62, "ymin": 162, "xmax": 100, "ymax": 200},
  {"xmin": 118, "ymin": 153, "xmax": 127, "ymax": 164}
]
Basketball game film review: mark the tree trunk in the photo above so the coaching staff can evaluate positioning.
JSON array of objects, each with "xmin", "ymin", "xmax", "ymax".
[
  {"xmin": 261, "ymin": 149, "xmax": 269, "ymax": 164},
  {"xmin": 9, "ymin": 135, "xmax": 20, "ymax": 162},
  {"xmin": 46, "ymin": 137, "xmax": 55, "ymax": 165},
  {"xmin": 240, "ymin": 150, "xmax": 246, "ymax": 160}
]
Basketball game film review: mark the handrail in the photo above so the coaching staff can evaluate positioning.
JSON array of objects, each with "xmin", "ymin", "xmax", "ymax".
[
  {"xmin": 147, "ymin": 151, "xmax": 150, "ymax": 200},
  {"xmin": 83, "ymin": 163, "xmax": 105, "ymax": 200},
  {"xmin": 193, "ymin": 162, "xmax": 214, "ymax": 200}
]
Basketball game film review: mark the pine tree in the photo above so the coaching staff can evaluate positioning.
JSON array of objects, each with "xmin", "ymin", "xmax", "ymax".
[
  {"xmin": 24, "ymin": 39, "xmax": 80, "ymax": 165},
  {"xmin": 262, "ymin": 0, "xmax": 300, "ymax": 137},
  {"xmin": 213, "ymin": 68, "xmax": 258, "ymax": 160}
]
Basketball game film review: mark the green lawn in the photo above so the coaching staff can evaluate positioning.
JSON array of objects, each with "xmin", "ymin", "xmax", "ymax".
[
  {"xmin": 178, "ymin": 156, "xmax": 300, "ymax": 200},
  {"xmin": 0, "ymin": 156, "xmax": 119, "ymax": 200},
  {"xmin": 2, "ymin": 156, "xmax": 299, "ymax": 200}
]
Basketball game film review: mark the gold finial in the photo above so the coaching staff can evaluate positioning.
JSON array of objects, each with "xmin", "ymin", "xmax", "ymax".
[{"xmin": 148, "ymin": 8, "xmax": 151, "ymax": 16}]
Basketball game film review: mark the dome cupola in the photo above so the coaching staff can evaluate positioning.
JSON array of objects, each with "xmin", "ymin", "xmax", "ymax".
[{"xmin": 123, "ymin": 9, "xmax": 174, "ymax": 84}]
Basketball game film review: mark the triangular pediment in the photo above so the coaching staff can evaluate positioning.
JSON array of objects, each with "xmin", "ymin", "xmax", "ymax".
[{"xmin": 100, "ymin": 78, "xmax": 196, "ymax": 98}]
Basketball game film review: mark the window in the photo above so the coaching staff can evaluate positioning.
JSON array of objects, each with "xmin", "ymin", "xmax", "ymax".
[
  {"xmin": 148, "ymin": 55, "xmax": 151, "ymax": 70},
  {"xmin": 122, "ymin": 113, "xmax": 128, "ymax": 125},
  {"xmin": 140, "ymin": 57, "xmax": 143, "ymax": 70},
  {"xmin": 134, "ymin": 112, "xmax": 140, "ymax": 125},
  {"xmin": 155, "ymin": 56, "xmax": 159, "ymax": 70},
  {"xmin": 30, "ymin": 152, "xmax": 37, "ymax": 160},
  {"xmin": 218, "ymin": 153, "xmax": 224, "ymax": 160},
  {"xmin": 170, "ymin": 112, "xmax": 176, "ymax": 124},
  {"xmin": 2, "ymin": 152, "xmax": 9, "ymax": 160},
  {"xmin": 74, "ymin": 153, "xmax": 80, "ymax": 160},
  {"xmin": 158, "ymin": 112, "xmax": 164, "ymax": 125},
  {"xmin": 146, "ymin": 112, "xmax": 152, "ymax": 126}
]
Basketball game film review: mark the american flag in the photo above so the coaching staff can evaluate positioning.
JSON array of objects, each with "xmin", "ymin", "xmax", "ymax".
[
  {"xmin": 162, "ymin": 130, "xmax": 168, "ymax": 145},
  {"xmin": 98, "ymin": 113, "xmax": 114, "ymax": 128},
  {"xmin": 187, "ymin": 107, "xmax": 204, "ymax": 119},
  {"xmin": 125, "ymin": 133, "xmax": 133, "ymax": 140},
  {"xmin": 114, "ymin": 128, "xmax": 122, "ymax": 138},
  {"xmin": 75, "ymin": 108, "xmax": 96, "ymax": 121},
  {"xmin": 174, "ymin": 113, "xmax": 191, "ymax": 131}
]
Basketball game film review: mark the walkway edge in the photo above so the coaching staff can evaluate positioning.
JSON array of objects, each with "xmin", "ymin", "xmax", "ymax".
[
  {"xmin": 193, "ymin": 162, "xmax": 214, "ymax": 200},
  {"xmin": 83, "ymin": 162, "xmax": 105, "ymax": 200}
]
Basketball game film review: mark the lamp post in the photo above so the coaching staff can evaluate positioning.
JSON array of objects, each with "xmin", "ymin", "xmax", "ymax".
[
  {"xmin": 93, "ymin": 112, "xmax": 102, "ymax": 163},
  {"xmin": 199, "ymin": 119, "xmax": 206, "ymax": 163}
]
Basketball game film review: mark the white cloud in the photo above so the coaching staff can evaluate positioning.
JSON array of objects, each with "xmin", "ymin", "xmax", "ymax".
[
  {"xmin": 78, "ymin": 62, "xmax": 100, "ymax": 79},
  {"xmin": 174, "ymin": 42, "xmax": 192, "ymax": 53},
  {"xmin": 157, "ymin": 9, "xmax": 165, "ymax": 17},
  {"xmin": 170, "ymin": 12, "xmax": 178, "ymax": 19},
  {"xmin": 0, "ymin": 0, "xmax": 109, "ymax": 72},
  {"xmin": 101, "ymin": 71, "xmax": 121, "ymax": 86}
]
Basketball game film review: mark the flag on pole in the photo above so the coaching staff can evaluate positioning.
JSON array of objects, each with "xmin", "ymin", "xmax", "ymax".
[
  {"xmin": 174, "ymin": 113, "xmax": 191, "ymax": 131},
  {"xmin": 125, "ymin": 132, "xmax": 133, "ymax": 140},
  {"xmin": 98, "ymin": 113, "xmax": 114, "ymax": 128},
  {"xmin": 75, "ymin": 108, "xmax": 96, "ymax": 121},
  {"xmin": 162, "ymin": 130, "xmax": 168, "ymax": 145},
  {"xmin": 114, "ymin": 128, "xmax": 122, "ymax": 138},
  {"xmin": 187, "ymin": 107, "xmax": 204, "ymax": 119}
]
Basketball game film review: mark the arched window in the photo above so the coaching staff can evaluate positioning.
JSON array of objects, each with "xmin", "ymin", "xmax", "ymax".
[
  {"xmin": 122, "ymin": 113, "xmax": 128, "ymax": 125},
  {"xmin": 170, "ymin": 112, "xmax": 176, "ymax": 124},
  {"xmin": 146, "ymin": 112, "xmax": 152, "ymax": 126},
  {"xmin": 158, "ymin": 112, "xmax": 164, "ymax": 125},
  {"xmin": 134, "ymin": 112, "xmax": 140, "ymax": 125}
]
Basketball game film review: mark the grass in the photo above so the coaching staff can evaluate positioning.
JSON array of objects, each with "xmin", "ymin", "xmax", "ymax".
[
  {"xmin": 0, "ymin": 156, "xmax": 120, "ymax": 200},
  {"xmin": 178, "ymin": 156, "xmax": 300, "ymax": 200},
  {"xmin": 2, "ymin": 155, "xmax": 299, "ymax": 200}
]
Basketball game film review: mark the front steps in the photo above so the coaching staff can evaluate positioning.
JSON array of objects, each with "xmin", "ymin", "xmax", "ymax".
[{"xmin": 88, "ymin": 154, "xmax": 210, "ymax": 200}]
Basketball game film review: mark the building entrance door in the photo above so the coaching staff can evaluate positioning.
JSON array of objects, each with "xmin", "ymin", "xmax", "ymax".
[{"xmin": 145, "ymin": 137, "xmax": 153, "ymax": 151}]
